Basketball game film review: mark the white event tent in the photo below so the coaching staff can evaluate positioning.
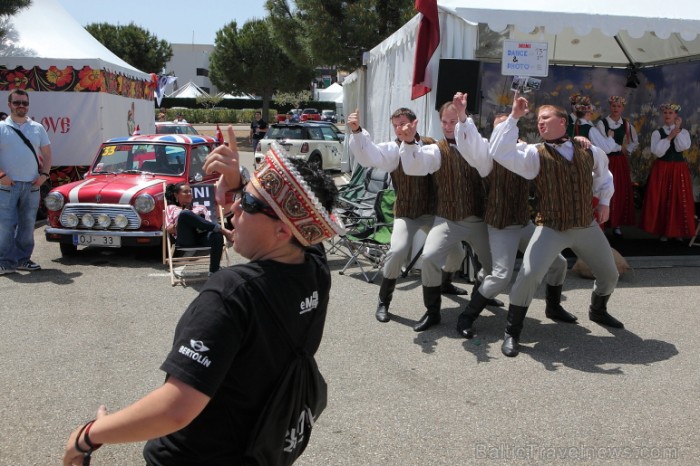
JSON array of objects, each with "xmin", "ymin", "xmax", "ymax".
[
  {"xmin": 0, "ymin": 0, "xmax": 155, "ymax": 170},
  {"xmin": 168, "ymin": 81, "xmax": 210, "ymax": 99},
  {"xmin": 343, "ymin": 0, "xmax": 700, "ymax": 149},
  {"xmin": 316, "ymin": 82, "xmax": 344, "ymax": 103}
]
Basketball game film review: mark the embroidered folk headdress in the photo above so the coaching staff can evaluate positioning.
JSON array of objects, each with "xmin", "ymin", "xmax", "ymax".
[
  {"xmin": 660, "ymin": 103, "xmax": 681, "ymax": 112},
  {"xmin": 572, "ymin": 95, "xmax": 592, "ymax": 112},
  {"xmin": 608, "ymin": 95, "xmax": 626, "ymax": 105},
  {"xmin": 251, "ymin": 143, "xmax": 345, "ymax": 246}
]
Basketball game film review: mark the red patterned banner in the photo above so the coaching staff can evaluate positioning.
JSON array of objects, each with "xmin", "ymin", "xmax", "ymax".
[{"xmin": 0, "ymin": 65, "xmax": 154, "ymax": 100}]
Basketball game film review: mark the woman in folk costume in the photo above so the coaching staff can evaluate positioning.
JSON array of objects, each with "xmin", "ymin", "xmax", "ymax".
[
  {"xmin": 640, "ymin": 103, "xmax": 697, "ymax": 240},
  {"xmin": 567, "ymin": 95, "xmax": 616, "ymax": 152},
  {"xmin": 567, "ymin": 93, "xmax": 580, "ymax": 132},
  {"xmin": 596, "ymin": 96, "xmax": 638, "ymax": 235}
]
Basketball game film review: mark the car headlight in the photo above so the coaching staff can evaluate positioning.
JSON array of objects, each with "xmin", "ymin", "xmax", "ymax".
[
  {"xmin": 97, "ymin": 214, "xmax": 111, "ymax": 228},
  {"xmin": 113, "ymin": 214, "xmax": 128, "ymax": 229},
  {"xmin": 63, "ymin": 213, "xmax": 79, "ymax": 228},
  {"xmin": 44, "ymin": 192, "xmax": 64, "ymax": 211},
  {"xmin": 134, "ymin": 193, "xmax": 155, "ymax": 213},
  {"xmin": 81, "ymin": 214, "xmax": 95, "ymax": 228}
]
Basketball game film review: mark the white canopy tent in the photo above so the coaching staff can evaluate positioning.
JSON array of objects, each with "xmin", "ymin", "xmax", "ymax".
[
  {"xmin": 343, "ymin": 0, "xmax": 700, "ymax": 146},
  {"xmin": 217, "ymin": 92, "xmax": 255, "ymax": 100},
  {"xmin": 168, "ymin": 81, "xmax": 210, "ymax": 98},
  {"xmin": 316, "ymin": 82, "xmax": 344, "ymax": 103},
  {"xmin": 440, "ymin": 0, "xmax": 700, "ymax": 67},
  {"xmin": 0, "ymin": 0, "xmax": 154, "ymax": 169}
]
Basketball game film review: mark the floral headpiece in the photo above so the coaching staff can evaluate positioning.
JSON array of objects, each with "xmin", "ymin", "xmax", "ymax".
[
  {"xmin": 251, "ymin": 143, "xmax": 345, "ymax": 246},
  {"xmin": 608, "ymin": 95, "xmax": 626, "ymax": 105},
  {"xmin": 660, "ymin": 103, "xmax": 681, "ymax": 112},
  {"xmin": 569, "ymin": 93, "xmax": 581, "ymax": 105},
  {"xmin": 572, "ymin": 95, "xmax": 592, "ymax": 112}
]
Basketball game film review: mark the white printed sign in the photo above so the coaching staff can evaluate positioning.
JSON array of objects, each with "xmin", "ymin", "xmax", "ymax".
[{"xmin": 501, "ymin": 40, "xmax": 549, "ymax": 77}]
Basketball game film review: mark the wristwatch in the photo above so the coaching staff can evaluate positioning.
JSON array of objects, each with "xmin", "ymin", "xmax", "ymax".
[{"xmin": 41, "ymin": 172, "xmax": 50, "ymax": 177}]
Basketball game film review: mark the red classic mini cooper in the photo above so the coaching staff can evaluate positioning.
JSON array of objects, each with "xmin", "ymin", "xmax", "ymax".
[{"xmin": 44, "ymin": 134, "xmax": 220, "ymax": 256}]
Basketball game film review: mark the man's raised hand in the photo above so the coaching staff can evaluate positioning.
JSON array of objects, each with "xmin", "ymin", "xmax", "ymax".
[
  {"xmin": 452, "ymin": 92, "xmax": 469, "ymax": 122},
  {"xmin": 398, "ymin": 119, "xmax": 418, "ymax": 143},
  {"xmin": 204, "ymin": 126, "xmax": 242, "ymax": 205},
  {"xmin": 347, "ymin": 108, "xmax": 361, "ymax": 132},
  {"xmin": 511, "ymin": 91, "xmax": 529, "ymax": 119}
]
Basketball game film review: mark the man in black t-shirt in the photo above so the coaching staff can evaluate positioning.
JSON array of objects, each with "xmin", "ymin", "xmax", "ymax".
[
  {"xmin": 63, "ymin": 130, "xmax": 344, "ymax": 466},
  {"xmin": 249, "ymin": 111, "xmax": 268, "ymax": 154}
]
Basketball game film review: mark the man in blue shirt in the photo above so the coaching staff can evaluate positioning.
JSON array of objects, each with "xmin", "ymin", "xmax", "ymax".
[{"xmin": 0, "ymin": 89, "xmax": 52, "ymax": 274}]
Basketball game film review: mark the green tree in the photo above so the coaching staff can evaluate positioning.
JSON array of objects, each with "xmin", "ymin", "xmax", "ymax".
[
  {"xmin": 275, "ymin": 90, "xmax": 312, "ymax": 109},
  {"xmin": 195, "ymin": 94, "xmax": 224, "ymax": 109},
  {"xmin": 209, "ymin": 18, "xmax": 314, "ymax": 122},
  {"xmin": 85, "ymin": 22, "xmax": 173, "ymax": 73},
  {"xmin": 265, "ymin": 0, "xmax": 416, "ymax": 70},
  {"xmin": 0, "ymin": 0, "xmax": 31, "ymax": 40}
]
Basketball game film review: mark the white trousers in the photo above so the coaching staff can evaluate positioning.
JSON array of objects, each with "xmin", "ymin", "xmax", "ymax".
[
  {"xmin": 382, "ymin": 215, "xmax": 434, "ymax": 279},
  {"xmin": 479, "ymin": 222, "xmax": 567, "ymax": 299},
  {"xmin": 421, "ymin": 216, "xmax": 491, "ymax": 287},
  {"xmin": 509, "ymin": 222, "xmax": 619, "ymax": 307}
]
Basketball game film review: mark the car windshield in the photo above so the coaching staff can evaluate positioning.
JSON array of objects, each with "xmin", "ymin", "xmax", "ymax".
[
  {"xmin": 92, "ymin": 143, "xmax": 187, "ymax": 176},
  {"xmin": 322, "ymin": 110, "xmax": 334, "ymax": 115},
  {"xmin": 156, "ymin": 124, "xmax": 198, "ymax": 135},
  {"xmin": 266, "ymin": 126, "xmax": 304, "ymax": 139}
]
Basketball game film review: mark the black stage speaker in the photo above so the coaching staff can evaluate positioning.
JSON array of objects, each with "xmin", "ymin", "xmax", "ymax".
[{"xmin": 434, "ymin": 59, "xmax": 482, "ymax": 114}]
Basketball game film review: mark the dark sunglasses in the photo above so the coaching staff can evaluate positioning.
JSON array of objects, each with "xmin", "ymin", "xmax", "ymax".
[
  {"xmin": 11, "ymin": 100, "xmax": 29, "ymax": 107},
  {"xmin": 240, "ymin": 191, "xmax": 278, "ymax": 219}
]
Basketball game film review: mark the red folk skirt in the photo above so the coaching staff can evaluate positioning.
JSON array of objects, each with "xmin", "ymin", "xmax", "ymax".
[
  {"xmin": 606, "ymin": 154, "xmax": 636, "ymax": 228},
  {"xmin": 640, "ymin": 159, "xmax": 697, "ymax": 237}
]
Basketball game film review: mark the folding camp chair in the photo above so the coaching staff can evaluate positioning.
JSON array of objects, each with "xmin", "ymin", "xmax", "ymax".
[
  {"xmin": 337, "ymin": 188, "xmax": 396, "ymax": 283},
  {"xmin": 162, "ymin": 183, "xmax": 231, "ymax": 286},
  {"xmin": 329, "ymin": 167, "xmax": 392, "ymax": 256},
  {"xmin": 337, "ymin": 166, "xmax": 392, "ymax": 211}
]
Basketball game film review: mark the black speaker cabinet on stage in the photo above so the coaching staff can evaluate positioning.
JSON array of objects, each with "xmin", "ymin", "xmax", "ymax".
[{"xmin": 434, "ymin": 59, "xmax": 482, "ymax": 114}]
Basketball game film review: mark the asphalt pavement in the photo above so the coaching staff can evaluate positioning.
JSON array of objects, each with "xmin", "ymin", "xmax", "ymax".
[{"xmin": 1, "ymin": 149, "xmax": 699, "ymax": 465}]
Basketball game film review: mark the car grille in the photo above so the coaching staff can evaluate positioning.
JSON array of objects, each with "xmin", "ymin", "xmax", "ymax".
[{"xmin": 59, "ymin": 203, "xmax": 142, "ymax": 230}]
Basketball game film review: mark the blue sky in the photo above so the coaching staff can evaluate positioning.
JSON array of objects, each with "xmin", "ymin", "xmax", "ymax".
[{"xmin": 56, "ymin": 0, "xmax": 269, "ymax": 45}]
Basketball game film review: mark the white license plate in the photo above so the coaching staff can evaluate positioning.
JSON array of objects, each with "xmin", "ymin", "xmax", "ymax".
[{"xmin": 73, "ymin": 233, "xmax": 121, "ymax": 247}]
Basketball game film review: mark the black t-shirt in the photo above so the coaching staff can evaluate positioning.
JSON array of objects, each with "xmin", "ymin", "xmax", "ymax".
[
  {"xmin": 143, "ymin": 245, "xmax": 330, "ymax": 466},
  {"xmin": 250, "ymin": 118, "xmax": 268, "ymax": 140}
]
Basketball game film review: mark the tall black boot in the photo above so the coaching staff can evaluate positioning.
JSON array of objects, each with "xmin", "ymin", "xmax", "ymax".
[
  {"xmin": 456, "ymin": 289, "xmax": 490, "ymax": 339},
  {"xmin": 471, "ymin": 280, "xmax": 504, "ymax": 307},
  {"xmin": 375, "ymin": 278, "xmax": 397, "ymax": 323},
  {"xmin": 501, "ymin": 304, "xmax": 529, "ymax": 357},
  {"xmin": 413, "ymin": 286, "xmax": 442, "ymax": 332},
  {"xmin": 441, "ymin": 270, "xmax": 468, "ymax": 295},
  {"xmin": 589, "ymin": 292, "xmax": 624, "ymax": 328},
  {"xmin": 544, "ymin": 284, "xmax": 578, "ymax": 323}
]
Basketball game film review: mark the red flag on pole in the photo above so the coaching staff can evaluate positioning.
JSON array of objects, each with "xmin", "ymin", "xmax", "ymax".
[
  {"xmin": 411, "ymin": 0, "xmax": 440, "ymax": 100},
  {"xmin": 215, "ymin": 124, "xmax": 224, "ymax": 145}
]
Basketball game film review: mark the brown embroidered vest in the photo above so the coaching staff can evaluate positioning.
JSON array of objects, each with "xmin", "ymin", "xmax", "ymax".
[
  {"xmin": 534, "ymin": 142, "xmax": 595, "ymax": 231},
  {"xmin": 484, "ymin": 162, "xmax": 531, "ymax": 229},
  {"xmin": 392, "ymin": 161, "xmax": 434, "ymax": 218},
  {"xmin": 431, "ymin": 140, "xmax": 484, "ymax": 221}
]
